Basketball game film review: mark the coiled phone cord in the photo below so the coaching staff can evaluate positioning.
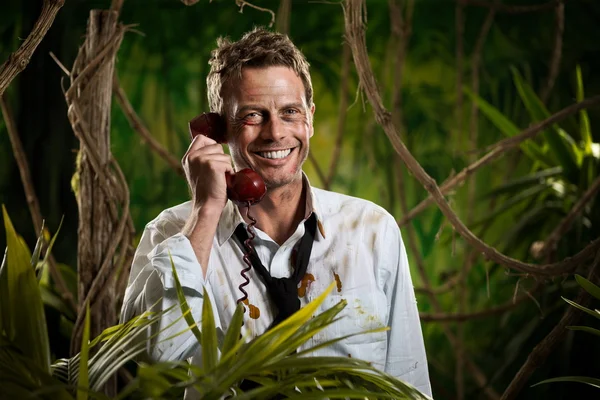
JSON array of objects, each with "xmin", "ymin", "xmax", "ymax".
[{"xmin": 236, "ymin": 202, "xmax": 256, "ymax": 312}]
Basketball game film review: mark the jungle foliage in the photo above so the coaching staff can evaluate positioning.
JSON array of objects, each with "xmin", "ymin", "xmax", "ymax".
[{"xmin": 1, "ymin": 0, "xmax": 600, "ymax": 399}]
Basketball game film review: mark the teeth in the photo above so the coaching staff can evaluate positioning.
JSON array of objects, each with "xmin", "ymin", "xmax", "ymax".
[{"xmin": 258, "ymin": 149, "xmax": 292, "ymax": 159}]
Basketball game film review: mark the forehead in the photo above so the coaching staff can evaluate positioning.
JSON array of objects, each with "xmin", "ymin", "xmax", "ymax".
[{"xmin": 227, "ymin": 66, "xmax": 306, "ymax": 106}]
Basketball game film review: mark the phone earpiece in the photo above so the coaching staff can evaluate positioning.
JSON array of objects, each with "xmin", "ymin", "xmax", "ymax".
[
  {"xmin": 188, "ymin": 113, "xmax": 267, "ymax": 206},
  {"xmin": 189, "ymin": 113, "xmax": 227, "ymax": 143}
]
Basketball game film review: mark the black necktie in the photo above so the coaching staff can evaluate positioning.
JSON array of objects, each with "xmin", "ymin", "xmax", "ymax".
[{"xmin": 233, "ymin": 213, "xmax": 317, "ymax": 329}]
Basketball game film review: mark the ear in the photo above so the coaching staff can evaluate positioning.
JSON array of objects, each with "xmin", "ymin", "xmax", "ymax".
[{"xmin": 309, "ymin": 103, "xmax": 316, "ymax": 138}]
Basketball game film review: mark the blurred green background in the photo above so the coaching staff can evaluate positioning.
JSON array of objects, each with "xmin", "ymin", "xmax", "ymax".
[{"xmin": 1, "ymin": 0, "xmax": 600, "ymax": 399}]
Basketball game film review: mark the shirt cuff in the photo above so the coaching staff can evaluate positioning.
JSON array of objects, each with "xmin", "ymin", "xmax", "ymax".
[{"xmin": 148, "ymin": 232, "xmax": 205, "ymax": 294}]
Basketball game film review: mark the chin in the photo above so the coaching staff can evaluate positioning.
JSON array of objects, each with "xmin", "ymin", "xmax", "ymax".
[{"xmin": 263, "ymin": 171, "xmax": 303, "ymax": 190}]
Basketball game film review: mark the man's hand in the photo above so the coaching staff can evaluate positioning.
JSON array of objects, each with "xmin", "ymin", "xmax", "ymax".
[
  {"xmin": 182, "ymin": 134, "xmax": 234, "ymax": 211},
  {"xmin": 181, "ymin": 134, "xmax": 234, "ymax": 276}
]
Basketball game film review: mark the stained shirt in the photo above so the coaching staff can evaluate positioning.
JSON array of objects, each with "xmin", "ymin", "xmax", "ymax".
[{"xmin": 120, "ymin": 176, "xmax": 432, "ymax": 398}]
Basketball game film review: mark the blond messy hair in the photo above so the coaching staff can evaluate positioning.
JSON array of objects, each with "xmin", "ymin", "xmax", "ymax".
[{"xmin": 207, "ymin": 27, "xmax": 314, "ymax": 116}]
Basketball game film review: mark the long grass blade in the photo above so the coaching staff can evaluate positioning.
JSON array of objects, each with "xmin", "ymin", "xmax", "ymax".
[
  {"xmin": 566, "ymin": 326, "xmax": 600, "ymax": 337},
  {"xmin": 562, "ymin": 297, "xmax": 600, "ymax": 320},
  {"xmin": 574, "ymin": 274, "xmax": 600, "ymax": 300},
  {"xmin": 2, "ymin": 205, "xmax": 51, "ymax": 373},
  {"xmin": 77, "ymin": 303, "xmax": 91, "ymax": 400},
  {"xmin": 532, "ymin": 376, "xmax": 600, "ymax": 389},
  {"xmin": 575, "ymin": 65, "xmax": 593, "ymax": 153},
  {"xmin": 201, "ymin": 286, "xmax": 218, "ymax": 371},
  {"xmin": 169, "ymin": 251, "xmax": 202, "ymax": 343}
]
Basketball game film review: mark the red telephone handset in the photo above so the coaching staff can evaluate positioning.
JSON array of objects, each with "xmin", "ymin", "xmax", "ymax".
[{"xmin": 188, "ymin": 113, "xmax": 266, "ymax": 206}]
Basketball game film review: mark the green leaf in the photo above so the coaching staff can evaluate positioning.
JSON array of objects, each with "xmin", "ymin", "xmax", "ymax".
[
  {"xmin": 31, "ymin": 222, "xmax": 45, "ymax": 274},
  {"xmin": 39, "ymin": 215, "xmax": 64, "ymax": 276},
  {"xmin": 0, "ymin": 341, "xmax": 73, "ymax": 399},
  {"xmin": 510, "ymin": 67, "xmax": 580, "ymax": 178},
  {"xmin": 566, "ymin": 326, "xmax": 600, "ymax": 337},
  {"xmin": 0, "ymin": 246, "xmax": 8, "ymax": 337},
  {"xmin": 221, "ymin": 302, "xmax": 244, "ymax": 360},
  {"xmin": 77, "ymin": 303, "xmax": 91, "ymax": 400},
  {"xmin": 532, "ymin": 376, "xmax": 600, "ymax": 389},
  {"xmin": 483, "ymin": 167, "xmax": 563, "ymax": 198},
  {"xmin": 2, "ymin": 205, "xmax": 51, "ymax": 373},
  {"xmin": 463, "ymin": 86, "xmax": 551, "ymax": 166},
  {"xmin": 575, "ymin": 274, "xmax": 600, "ymax": 300},
  {"xmin": 169, "ymin": 251, "xmax": 202, "ymax": 344},
  {"xmin": 201, "ymin": 286, "xmax": 218, "ymax": 371},
  {"xmin": 562, "ymin": 297, "xmax": 600, "ymax": 320},
  {"xmin": 575, "ymin": 65, "xmax": 593, "ymax": 154}
]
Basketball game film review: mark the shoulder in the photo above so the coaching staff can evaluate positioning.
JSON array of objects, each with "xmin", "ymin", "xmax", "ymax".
[
  {"xmin": 312, "ymin": 187, "xmax": 397, "ymax": 228},
  {"xmin": 143, "ymin": 200, "xmax": 193, "ymax": 240},
  {"xmin": 312, "ymin": 188, "xmax": 399, "ymax": 241}
]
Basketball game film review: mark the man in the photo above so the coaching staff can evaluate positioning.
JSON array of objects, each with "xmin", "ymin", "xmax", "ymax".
[{"xmin": 120, "ymin": 27, "xmax": 432, "ymax": 398}]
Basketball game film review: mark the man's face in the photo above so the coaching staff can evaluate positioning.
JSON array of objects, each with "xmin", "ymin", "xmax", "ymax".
[{"xmin": 224, "ymin": 66, "xmax": 314, "ymax": 190}]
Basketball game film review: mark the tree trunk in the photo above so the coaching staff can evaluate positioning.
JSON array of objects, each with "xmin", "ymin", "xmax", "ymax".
[{"xmin": 70, "ymin": 9, "xmax": 119, "ymax": 396}]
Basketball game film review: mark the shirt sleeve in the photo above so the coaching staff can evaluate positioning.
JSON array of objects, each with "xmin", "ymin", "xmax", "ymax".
[
  {"xmin": 119, "ymin": 212, "xmax": 221, "ymax": 363},
  {"xmin": 381, "ymin": 215, "xmax": 433, "ymax": 398}
]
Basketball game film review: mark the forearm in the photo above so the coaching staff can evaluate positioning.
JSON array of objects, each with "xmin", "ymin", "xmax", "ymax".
[{"xmin": 182, "ymin": 202, "xmax": 223, "ymax": 278}]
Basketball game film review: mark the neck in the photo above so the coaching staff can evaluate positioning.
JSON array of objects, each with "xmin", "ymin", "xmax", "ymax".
[{"xmin": 240, "ymin": 176, "xmax": 306, "ymax": 245}]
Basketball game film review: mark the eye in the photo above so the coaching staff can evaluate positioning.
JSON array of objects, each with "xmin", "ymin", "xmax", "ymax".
[
  {"xmin": 282, "ymin": 108, "xmax": 302, "ymax": 119},
  {"xmin": 243, "ymin": 112, "xmax": 263, "ymax": 124}
]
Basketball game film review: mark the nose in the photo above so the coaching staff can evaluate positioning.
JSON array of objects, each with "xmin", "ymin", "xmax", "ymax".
[{"xmin": 260, "ymin": 115, "xmax": 286, "ymax": 142}]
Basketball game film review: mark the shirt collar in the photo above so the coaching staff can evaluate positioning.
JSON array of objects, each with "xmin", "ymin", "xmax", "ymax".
[{"xmin": 216, "ymin": 171, "xmax": 325, "ymax": 246}]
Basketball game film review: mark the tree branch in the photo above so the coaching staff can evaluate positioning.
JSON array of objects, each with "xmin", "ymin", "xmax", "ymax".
[
  {"xmin": 344, "ymin": 0, "xmax": 600, "ymax": 277},
  {"xmin": 540, "ymin": 174, "xmax": 600, "ymax": 259},
  {"xmin": 0, "ymin": 95, "xmax": 77, "ymax": 313},
  {"xmin": 110, "ymin": 0, "xmax": 125, "ymax": 14},
  {"xmin": 0, "ymin": 0, "xmax": 65, "ymax": 97},
  {"xmin": 387, "ymin": 1, "xmax": 498, "ymax": 398},
  {"xmin": 459, "ymin": 3, "xmax": 498, "ymax": 396},
  {"xmin": 112, "ymin": 75, "xmax": 185, "ymax": 176},
  {"xmin": 540, "ymin": 0, "xmax": 564, "ymax": 103},
  {"xmin": 455, "ymin": 0, "xmax": 465, "ymax": 154},
  {"xmin": 421, "ymin": 282, "xmax": 539, "ymax": 322},
  {"xmin": 325, "ymin": 42, "xmax": 351, "ymax": 189},
  {"xmin": 397, "ymin": 96, "xmax": 600, "ymax": 227},
  {"xmin": 235, "ymin": 0, "xmax": 276, "ymax": 27},
  {"xmin": 501, "ymin": 251, "xmax": 600, "ymax": 400}
]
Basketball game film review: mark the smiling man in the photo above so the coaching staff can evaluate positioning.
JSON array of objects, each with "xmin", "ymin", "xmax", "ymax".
[{"xmin": 120, "ymin": 28, "xmax": 432, "ymax": 398}]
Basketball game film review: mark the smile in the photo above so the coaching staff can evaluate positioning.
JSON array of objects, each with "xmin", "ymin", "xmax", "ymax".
[{"xmin": 255, "ymin": 148, "xmax": 293, "ymax": 159}]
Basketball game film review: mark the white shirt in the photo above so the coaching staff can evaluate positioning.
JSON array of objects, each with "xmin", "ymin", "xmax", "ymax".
[{"xmin": 120, "ymin": 176, "xmax": 432, "ymax": 398}]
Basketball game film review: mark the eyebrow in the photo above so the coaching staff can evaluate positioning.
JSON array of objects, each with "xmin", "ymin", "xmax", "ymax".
[{"xmin": 236, "ymin": 102, "xmax": 306, "ymax": 115}]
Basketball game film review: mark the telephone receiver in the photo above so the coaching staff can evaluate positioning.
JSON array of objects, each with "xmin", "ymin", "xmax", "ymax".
[{"xmin": 188, "ymin": 113, "xmax": 267, "ymax": 206}]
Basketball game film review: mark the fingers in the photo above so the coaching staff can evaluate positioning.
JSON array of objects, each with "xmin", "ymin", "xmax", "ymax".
[{"xmin": 183, "ymin": 134, "xmax": 219, "ymax": 159}]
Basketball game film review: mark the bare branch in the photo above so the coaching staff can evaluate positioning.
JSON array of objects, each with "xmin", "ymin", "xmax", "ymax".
[
  {"xmin": 112, "ymin": 75, "xmax": 185, "ymax": 176},
  {"xmin": 110, "ymin": 0, "xmax": 125, "ymax": 14},
  {"xmin": 459, "ymin": 3, "xmax": 498, "ymax": 396},
  {"xmin": 397, "ymin": 96, "xmax": 600, "ymax": 228},
  {"xmin": 421, "ymin": 282, "xmax": 540, "ymax": 322},
  {"xmin": 540, "ymin": 0, "xmax": 565, "ymax": 103},
  {"xmin": 344, "ymin": 0, "xmax": 599, "ymax": 278},
  {"xmin": 540, "ymin": 174, "xmax": 600, "ymax": 259},
  {"xmin": 325, "ymin": 42, "xmax": 351, "ymax": 189},
  {"xmin": 501, "ymin": 251, "xmax": 600, "ymax": 400},
  {"xmin": 235, "ymin": 0, "xmax": 276, "ymax": 27},
  {"xmin": 387, "ymin": 1, "xmax": 498, "ymax": 398},
  {"xmin": 276, "ymin": 0, "xmax": 292, "ymax": 34},
  {"xmin": 0, "ymin": 0, "xmax": 65, "ymax": 97},
  {"xmin": 455, "ymin": 0, "xmax": 465, "ymax": 154},
  {"xmin": 0, "ymin": 96, "xmax": 77, "ymax": 313}
]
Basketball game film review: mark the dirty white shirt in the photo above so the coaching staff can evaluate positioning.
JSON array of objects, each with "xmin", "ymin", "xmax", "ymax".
[{"xmin": 120, "ymin": 178, "xmax": 432, "ymax": 398}]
